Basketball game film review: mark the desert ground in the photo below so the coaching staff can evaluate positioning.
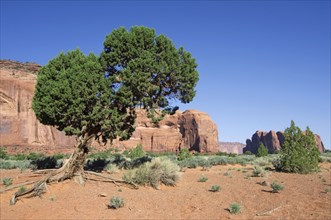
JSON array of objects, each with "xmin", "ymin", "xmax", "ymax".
[{"xmin": 1, "ymin": 163, "xmax": 330, "ymax": 220}]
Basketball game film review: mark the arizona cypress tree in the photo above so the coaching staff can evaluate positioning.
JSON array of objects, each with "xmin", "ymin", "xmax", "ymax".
[
  {"xmin": 12, "ymin": 26, "xmax": 198, "ymax": 204},
  {"xmin": 278, "ymin": 120, "xmax": 320, "ymax": 174}
]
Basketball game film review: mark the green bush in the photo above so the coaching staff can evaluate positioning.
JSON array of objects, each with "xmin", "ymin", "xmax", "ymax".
[
  {"xmin": 229, "ymin": 203, "xmax": 241, "ymax": 214},
  {"xmin": 0, "ymin": 148, "xmax": 9, "ymax": 159},
  {"xmin": 27, "ymin": 152, "xmax": 45, "ymax": 160},
  {"xmin": 254, "ymin": 157, "xmax": 271, "ymax": 167},
  {"xmin": 256, "ymin": 143, "xmax": 268, "ymax": 157},
  {"xmin": 11, "ymin": 154, "xmax": 27, "ymax": 161},
  {"xmin": 209, "ymin": 185, "xmax": 221, "ymax": 192},
  {"xmin": 53, "ymin": 153, "xmax": 70, "ymax": 160},
  {"xmin": 215, "ymin": 152, "xmax": 237, "ymax": 157},
  {"xmin": 0, "ymin": 160, "xmax": 31, "ymax": 170},
  {"xmin": 277, "ymin": 121, "xmax": 320, "ymax": 174},
  {"xmin": 177, "ymin": 148, "xmax": 192, "ymax": 161},
  {"xmin": 2, "ymin": 177, "xmax": 13, "ymax": 187},
  {"xmin": 108, "ymin": 196, "xmax": 124, "ymax": 209},
  {"xmin": 271, "ymin": 181, "xmax": 284, "ymax": 193},
  {"xmin": 252, "ymin": 166, "xmax": 268, "ymax": 177},
  {"xmin": 88, "ymin": 149, "xmax": 115, "ymax": 159},
  {"xmin": 198, "ymin": 175, "xmax": 208, "ymax": 182},
  {"xmin": 18, "ymin": 186, "xmax": 27, "ymax": 193},
  {"xmin": 127, "ymin": 144, "xmax": 145, "ymax": 159}
]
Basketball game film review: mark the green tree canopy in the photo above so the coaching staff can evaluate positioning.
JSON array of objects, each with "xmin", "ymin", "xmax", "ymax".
[
  {"xmin": 100, "ymin": 26, "xmax": 198, "ymax": 111},
  {"xmin": 277, "ymin": 120, "xmax": 320, "ymax": 174},
  {"xmin": 33, "ymin": 26, "xmax": 199, "ymax": 145}
]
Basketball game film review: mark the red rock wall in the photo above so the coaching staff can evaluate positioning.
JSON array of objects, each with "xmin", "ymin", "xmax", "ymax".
[{"xmin": 0, "ymin": 60, "xmax": 219, "ymax": 154}]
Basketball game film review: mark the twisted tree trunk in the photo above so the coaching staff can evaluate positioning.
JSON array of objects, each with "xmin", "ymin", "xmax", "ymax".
[
  {"xmin": 59, "ymin": 133, "xmax": 93, "ymax": 184},
  {"xmin": 8, "ymin": 129, "xmax": 137, "ymax": 205},
  {"xmin": 9, "ymin": 132, "xmax": 94, "ymax": 204}
]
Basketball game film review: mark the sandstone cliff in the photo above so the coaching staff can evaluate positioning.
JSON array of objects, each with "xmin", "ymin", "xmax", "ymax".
[
  {"xmin": 110, "ymin": 109, "xmax": 219, "ymax": 152},
  {"xmin": 0, "ymin": 60, "xmax": 219, "ymax": 154},
  {"xmin": 244, "ymin": 130, "xmax": 325, "ymax": 154},
  {"xmin": 219, "ymin": 142, "xmax": 245, "ymax": 154}
]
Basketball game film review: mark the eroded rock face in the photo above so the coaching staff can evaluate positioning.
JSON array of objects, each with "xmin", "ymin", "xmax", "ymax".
[
  {"xmin": 219, "ymin": 142, "xmax": 245, "ymax": 154},
  {"xmin": 0, "ymin": 60, "xmax": 219, "ymax": 154},
  {"xmin": 0, "ymin": 60, "xmax": 76, "ymax": 154},
  {"xmin": 244, "ymin": 130, "xmax": 325, "ymax": 154},
  {"xmin": 106, "ymin": 109, "xmax": 219, "ymax": 153}
]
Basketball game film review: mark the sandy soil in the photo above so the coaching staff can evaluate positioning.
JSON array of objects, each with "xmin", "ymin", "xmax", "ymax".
[{"xmin": 1, "ymin": 163, "xmax": 330, "ymax": 219}]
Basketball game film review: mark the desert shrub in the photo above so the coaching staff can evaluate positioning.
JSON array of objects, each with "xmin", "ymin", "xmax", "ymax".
[
  {"xmin": 88, "ymin": 149, "xmax": 115, "ymax": 160},
  {"xmin": 238, "ymin": 155, "xmax": 257, "ymax": 164},
  {"xmin": 229, "ymin": 203, "xmax": 241, "ymax": 214},
  {"xmin": 26, "ymin": 152, "xmax": 45, "ymax": 160},
  {"xmin": 320, "ymin": 152, "xmax": 331, "ymax": 163},
  {"xmin": 0, "ymin": 148, "xmax": 9, "ymax": 160},
  {"xmin": 177, "ymin": 156, "xmax": 202, "ymax": 168},
  {"xmin": 253, "ymin": 157, "xmax": 270, "ymax": 167},
  {"xmin": 277, "ymin": 121, "xmax": 320, "ymax": 174},
  {"xmin": 127, "ymin": 144, "xmax": 145, "ymax": 159},
  {"xmin": 244, "ymin": 150, "xmax": 253, "ymax": 155},
  {"xmin": 198, "ymin": 175, "xmax": 208, "ymax": 182},
  {"xmin": 201, "ymin": 159, "xmax": 212, "ymax": 171},
  {"xmin": 11, "ymin": 154, "xmax": 27, "ymax": 161},
  {"xmin": 106, "ymin": 164, "xmax": 119, "ymax": 174},
  {"xmin": 123, "ymin": 158, "xmax": 180, "ymax": 189},
  {"xmin": 208, "ymin": 156, "xmax": 229, "ymax": 166},
  {"xmin": 18, "ymin": 186, "xmax": 27, "ymax": 193},
  {"xmin": 252, "ymin": 166, "xmax": 268, "ymax": 177},
  {"xmin": 2, "ymin": 177, "xmax": 13, "ymax": 187},
  {"xmin": 209, "ymin": 185, "xmax": 221, "ymax": 192},
  {"xmin": 0, "ymin": 160, "xmax": 31, "ymax": 170},
  {"xmin": 256, "ymin": 143, "xmax": 268, "ymax": 157},
  {"xmin": 122, "ymin": 170, "xmax": 135, "ymax": 184},
  {"xmin": 216, "ymin": 152, "xmax": 237, "ymax": 157},
  {"xmin": 108, "ymin": 196, "xmax": 124, "ymax": 209},
  {"xmin": 52, "ymin": 153, "xmax": 70, "ymax": 160},
  {"xmin": 271, "ymin": 181, "xmax": 284, "ymax": 193},
  {"xmin": 178, "ymin": 159, "xmax": 197, "ymax": 169},
  {"xmin": 147, "ymin": 151, "xmax": 176, "ymax": 157},
  {"xmin": 177, "ymin": 148, "xmax": 192, "ymax": 161}
]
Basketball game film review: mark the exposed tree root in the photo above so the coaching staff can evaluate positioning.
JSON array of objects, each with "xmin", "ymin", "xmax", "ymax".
[
  {"xmin": 84, "ymin": 171, "xmax": 138, "ymax": 189},
  {"xmin": 256, "ymin": 205, "xmax": 282, "ymax": 216},
  {"xmin": 7, "ymin": 168, "xmax": 137, "ymax": 205},
  {"xmin": 7, "ymin": 133, "xmax": 137, "ymax": 205}
]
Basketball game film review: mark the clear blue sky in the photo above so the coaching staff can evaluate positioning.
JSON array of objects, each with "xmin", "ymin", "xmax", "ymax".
[{"xmin": 1, "ymin": 1, "xmax": 330, "ymax": 149}]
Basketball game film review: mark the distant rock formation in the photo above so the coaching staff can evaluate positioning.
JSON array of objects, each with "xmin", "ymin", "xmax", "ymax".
[
  {"xmin": 110, "ymin": 109, "xmax": 219, "ymax": 153},
  {"xmin": 244, "ymin": 130, "xmax": 325, "ymax": 154},
  {"xmin": 219, "ymin": 142, "xmax": 245, "ymax": 154},
  {"xmin": 0, "ymin": 60, "xmax": 219, "ymax": 154}
]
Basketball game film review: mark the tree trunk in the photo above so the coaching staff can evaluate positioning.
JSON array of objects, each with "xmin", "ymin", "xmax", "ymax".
[
  {"xmin": 9, "ymin": 129, "xmax": 139, "ymax": 205},
  {"xmin": 59, "ymin": 132, "xmax": 94, "ymax": 184}
]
